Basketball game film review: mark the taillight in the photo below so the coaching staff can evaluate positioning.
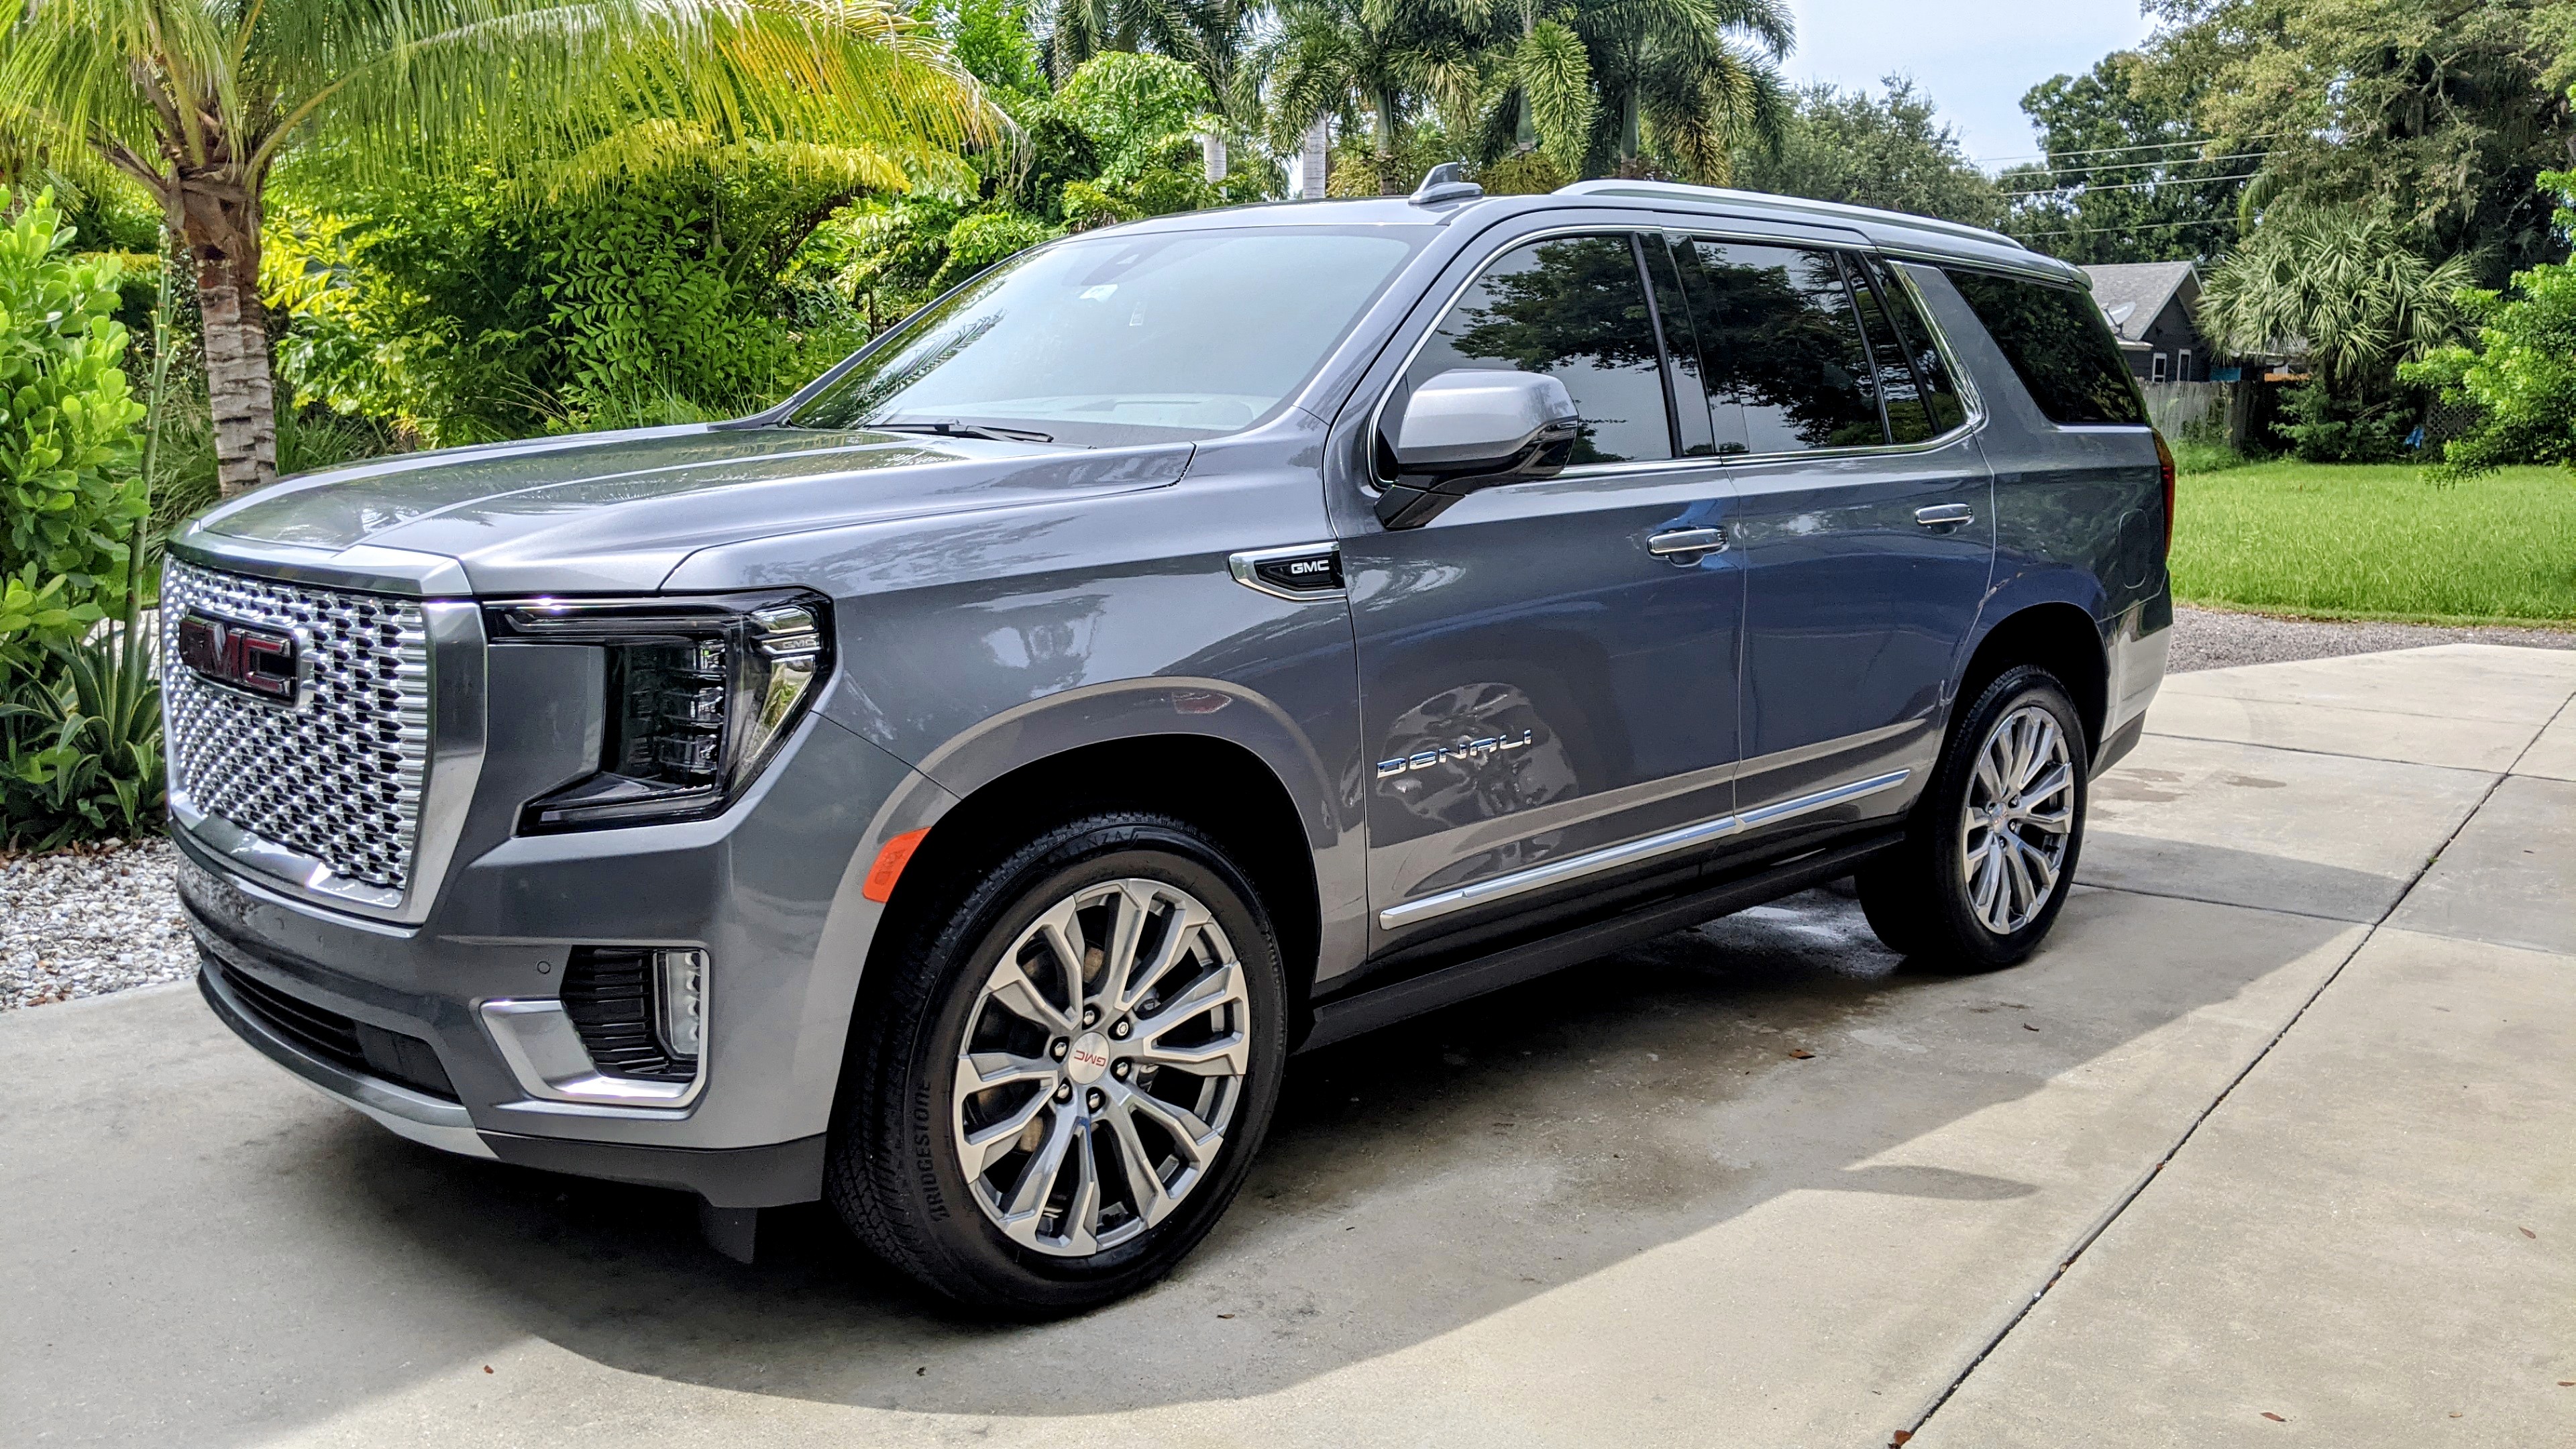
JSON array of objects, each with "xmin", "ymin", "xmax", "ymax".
[{"xmin": 2153, "ymin": 430, "xmax": 2176, "ymax": 557}]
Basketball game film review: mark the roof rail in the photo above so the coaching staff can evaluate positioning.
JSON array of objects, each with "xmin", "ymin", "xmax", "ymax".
[{"xmin": 1553, "ymin": 179, "xmax": 2028, "ymax": 252}]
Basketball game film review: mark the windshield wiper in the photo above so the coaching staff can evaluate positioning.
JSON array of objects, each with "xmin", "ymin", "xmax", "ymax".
[{"xmin": 864, "ymin": 419, "xmax": 1055, "ymax": 443}]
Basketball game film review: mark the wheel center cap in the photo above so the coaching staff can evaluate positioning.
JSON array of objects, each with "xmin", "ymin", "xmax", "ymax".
[{"xmin": 1065, "ymin": 1031, "xmax": 1112, "ymax": 1085}]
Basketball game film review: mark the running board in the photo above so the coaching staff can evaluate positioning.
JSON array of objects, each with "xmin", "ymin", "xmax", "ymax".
[{"xmin": 1299, "ymin": 830, "xmax": 1905, "ymax": 1053}]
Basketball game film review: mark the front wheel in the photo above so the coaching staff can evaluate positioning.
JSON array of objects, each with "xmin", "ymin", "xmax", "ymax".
[
  {"xmin": 826, "ymin": 814, "xmax": 1287, "ymax": 1316},
  {"xmin": 1858, "ymin": 665, "xmax": 2089, "ymax": 970}
]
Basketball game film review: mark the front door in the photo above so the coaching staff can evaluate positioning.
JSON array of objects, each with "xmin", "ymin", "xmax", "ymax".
[
  {"xmin": 1667, "ymin": 238, "xmax": 1994, "ymax": 834},
  {"xmin": 1342, "ymin": 230, "xmax": 1745, "ymax": 953}
]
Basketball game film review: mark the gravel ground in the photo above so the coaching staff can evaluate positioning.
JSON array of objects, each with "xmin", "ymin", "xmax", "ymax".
[
  {"xmin": 0, "ymin": 839, "xmax": 195, "ymax": 1011},
  {"xmin": 0, "ymin": 608, "xmax": 2567, "ymax": 1013},
  {"xmin": 2168, "ymin": 604, "xmax": 2574, "ymax": 672}
]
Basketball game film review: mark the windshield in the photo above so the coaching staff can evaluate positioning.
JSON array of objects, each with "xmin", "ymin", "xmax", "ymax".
[{"xmin": 788, "ymin": 227, "xmax": 1420, "ymax": 447}]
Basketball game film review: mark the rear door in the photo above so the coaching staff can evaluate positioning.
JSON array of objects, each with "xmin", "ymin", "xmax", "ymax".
[
  {"xmin": 1668, "ymin": 238, "xmax": 1994, "ymax": 837},
  {"xmin": 1342, "ymin": 229, "xmax": 1746, "ymax": 951}
]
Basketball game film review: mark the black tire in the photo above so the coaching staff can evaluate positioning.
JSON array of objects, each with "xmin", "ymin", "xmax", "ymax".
[
  {"xmin": 826, "ymin": 812, "xmax": 1287, "ymax": 1317},
  {"xmin": 1858, "ymin": 665, "xmax": 2090, "ymax": 971}
]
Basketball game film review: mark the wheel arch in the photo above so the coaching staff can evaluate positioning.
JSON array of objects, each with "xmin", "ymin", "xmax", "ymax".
[
  {"xmin": 1954, "ymin": 602, "xmax": 2110, "ymax": 759},
  {"xmin": 863, "ymin": 684, "xmax": 1342, "ymax": 1032}
]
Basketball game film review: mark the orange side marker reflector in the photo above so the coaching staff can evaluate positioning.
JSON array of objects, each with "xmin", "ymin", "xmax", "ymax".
[{"xmin": 862, "ymin": 828, "xmax": 930, "ymax": 903}]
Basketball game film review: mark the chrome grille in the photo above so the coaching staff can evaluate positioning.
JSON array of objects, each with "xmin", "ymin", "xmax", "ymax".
[{"xmin": 162, "ymin": 559, "xmax": 431, "ymax": 894}]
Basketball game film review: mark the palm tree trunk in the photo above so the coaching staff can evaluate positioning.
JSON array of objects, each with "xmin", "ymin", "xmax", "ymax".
[
  {"xmin": 176, "ymin": 172, "xmax": 276, "ymax": 498},
  {"xmin": 1618, "ymin": 86, "xmax": 1645, "ymax": 178},
  {"xmin": 1515, "ymin": 5, "xmax": 1538, "ymax": 151},
  {"xmin": 1375, "ymin": 91, "xmax": 1403, "ymax": 195}
]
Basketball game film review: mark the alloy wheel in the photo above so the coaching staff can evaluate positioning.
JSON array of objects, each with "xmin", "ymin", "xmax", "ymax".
[
  {"xmin": 1957, "ymin": 702, "xmax": 2076, "ymax": 935},
  {"xmin": 951, "ymin": 878, "xmax": 1251, "ymax": 1256}
]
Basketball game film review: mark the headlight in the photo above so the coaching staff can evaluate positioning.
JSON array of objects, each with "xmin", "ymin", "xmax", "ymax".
[{"xmin": 488, "ymin": 590, "xmax": 832, "ymax": 830}]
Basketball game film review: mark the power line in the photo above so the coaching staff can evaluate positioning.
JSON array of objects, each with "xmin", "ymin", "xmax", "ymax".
[
  {"xmin": 2013, "ymin": 215, "xmax": 2235, "ymax": 240},
  {"xmin": 1970, "ymin": 131, "xmax": 2294, "ymax": 166},
  {"xmin": 2002, "ymin": 170, "xmax": 2263, "ymax": 200},
  {"xmin": 2000, "ymin": 150, "xmax": 2272, "ymax": 181}
]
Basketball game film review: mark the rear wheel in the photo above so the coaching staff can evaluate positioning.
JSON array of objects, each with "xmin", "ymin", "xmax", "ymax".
[
  {"xmin": 1858, "ymin": 665, "xmax": 2088, "ymax": 970},
  {"xmin": 827, "ymin": 814, "xmax": 1286, "ymax": 1316}
]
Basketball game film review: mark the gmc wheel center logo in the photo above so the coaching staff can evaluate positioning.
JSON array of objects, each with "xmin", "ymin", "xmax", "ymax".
[{"xmin": 176, "ymin": 611, "xmax": 302, "ymax": 702}]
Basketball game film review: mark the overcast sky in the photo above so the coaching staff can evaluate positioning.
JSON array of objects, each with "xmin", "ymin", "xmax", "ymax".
[{"xmin": 1781, "ymin": 0, "xmax": 2159, "ymax": 170}]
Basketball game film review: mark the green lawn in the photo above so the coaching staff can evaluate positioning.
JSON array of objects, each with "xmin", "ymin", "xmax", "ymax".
[{"xmin": 2169, "ymin": 460, "xmax": 2576, "ymax": 627}]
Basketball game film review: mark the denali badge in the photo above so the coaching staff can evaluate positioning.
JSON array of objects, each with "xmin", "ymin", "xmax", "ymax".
[
  {"xmin": 1376, "ymin": 729, "xmax": 1535, "ymax": 779},
  {"xmin": 176, "ymin": 611, "xmax": 301, "ymax": 703}
]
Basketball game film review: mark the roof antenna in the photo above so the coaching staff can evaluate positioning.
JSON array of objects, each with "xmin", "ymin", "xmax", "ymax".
[{"xmin": 1410, "ymin": 162, "xmax": 1483, "ymax": 207}]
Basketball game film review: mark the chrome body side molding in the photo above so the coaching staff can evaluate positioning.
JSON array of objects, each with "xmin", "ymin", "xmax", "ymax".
[{"xmin": 1379, "ymin": 769, "xmax": 1910, "ymax": 929}]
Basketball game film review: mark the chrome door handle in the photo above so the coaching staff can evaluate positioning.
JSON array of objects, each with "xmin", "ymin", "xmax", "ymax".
[
  {"xmin": 1914, "ymin": 504, "xmax": 1975, "ymax": 528},
  {"xmin": 1647, "ymin": 527, "xmax": 1727, "ymax": 557}
]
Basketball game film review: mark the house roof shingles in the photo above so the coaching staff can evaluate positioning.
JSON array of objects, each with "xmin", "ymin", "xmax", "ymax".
[{"xmin": 2081, "ymin": 261, "xmax": 2199, "ymax": 343}]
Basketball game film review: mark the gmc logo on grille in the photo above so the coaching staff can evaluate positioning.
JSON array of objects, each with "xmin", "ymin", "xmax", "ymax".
[{"xmin": 176, "ymin": 611, "xmax": 301, "ymax": 702}]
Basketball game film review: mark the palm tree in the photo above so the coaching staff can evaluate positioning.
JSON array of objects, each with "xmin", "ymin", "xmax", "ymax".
[
  {"xmin": 1257, "ymin": 0, "xmax": 1482, "ymax": 195},
  {"xmin": 1485, "ymin": 0, "xmax": 1596, "ymax": 182},
  {"xmin": 0, "ymin": 0, "xmax": 1000, "ymax": 497},
  {"xmin": 1049, "ymin": 0, "xmax": 1255, "ymax": 113},
  {"xmin": 1566, "ymin": 0, "xmax": 1792, "ymax": 183},
  {"xmin": 2198, "ymin": 209, "xmax": 2471, "ymax": 390}
]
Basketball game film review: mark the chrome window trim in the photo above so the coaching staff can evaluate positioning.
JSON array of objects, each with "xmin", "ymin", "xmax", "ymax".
[
  {"xmin": 1378, "ymin": 769, "xmax": 1909, "ymax": 929},
  {"xmin": 1364, "ymin": 223, "xmax": 1987, "ymax": 498}
]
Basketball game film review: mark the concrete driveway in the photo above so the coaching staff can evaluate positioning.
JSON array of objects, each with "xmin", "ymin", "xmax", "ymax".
[{"xmin": 5, "ymin": 645, "xmax": 2571, "ymax": 1448}]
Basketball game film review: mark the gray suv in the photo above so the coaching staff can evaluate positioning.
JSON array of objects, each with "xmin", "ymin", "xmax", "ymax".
[{"xmin": 170, "ymin": 177, "xmax": 2170, "ymax": 1315}]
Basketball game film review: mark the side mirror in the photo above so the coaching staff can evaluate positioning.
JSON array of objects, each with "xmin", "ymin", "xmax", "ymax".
[{"xmin": 1375, "ymin": 368, "xmax": 1579, "ymax": 529}]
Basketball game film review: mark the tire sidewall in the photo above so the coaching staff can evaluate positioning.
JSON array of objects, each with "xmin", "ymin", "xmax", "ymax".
[
  {"xmin": 884, "ymin": 820, "xmax": 1286, "ymax": 1313},
  {"xmin": 1925, "ymin": 667, "xmax": 2090, "ymax": 967}
]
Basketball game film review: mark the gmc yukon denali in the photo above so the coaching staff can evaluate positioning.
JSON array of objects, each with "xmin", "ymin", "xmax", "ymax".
[{"xmin": 169, "ymin": 175, "xmax": 2171, "ymax": 1316}]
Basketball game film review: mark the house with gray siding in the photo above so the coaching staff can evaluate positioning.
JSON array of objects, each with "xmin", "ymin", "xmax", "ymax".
[{"xmin": 2082, "ymin": 261, "xmax": 2223, "ymax": 383}]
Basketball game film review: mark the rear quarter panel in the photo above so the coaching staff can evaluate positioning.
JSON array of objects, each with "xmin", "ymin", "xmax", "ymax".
[{"xmin": 1901, "ymin": 262, "xmax": 2171, "ymax": 749}]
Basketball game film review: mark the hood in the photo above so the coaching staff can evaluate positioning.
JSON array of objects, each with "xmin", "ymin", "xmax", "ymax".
[{"xmin": 183, "ymin": 423, "xmax": 1193, "ymax": 594}]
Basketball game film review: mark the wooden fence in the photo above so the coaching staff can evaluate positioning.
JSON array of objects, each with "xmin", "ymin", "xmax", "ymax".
[{"xmin": 2140, "ymin": 381, "xmax": 2228, "ymax": 438}]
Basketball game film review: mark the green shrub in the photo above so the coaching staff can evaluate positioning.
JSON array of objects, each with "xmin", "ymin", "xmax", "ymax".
[
  {"xmin": 1, "ymin": 627, "xmax": 161, "ymax": 849},
  {"xmin": 2272, "ymin": 380, "xmax": 2416, "ymax": 464},
  {"xmin": 2403, "ymin": 171, "xmax": 2576, "ymax": 481},
  {"xmin": 270, "ymin": 154, "xmax": 878, "ymax": 442},
  {"xmin": 266, "ymin": 182, "xmax": 559, "ymax": 447},
  {"xmin": 2168, "ymin": 427, "xmax": 2253, "ymax": 475},
  {"xmin": 0, "ymin": 189, "xmax": 147, "ymax": 675}
]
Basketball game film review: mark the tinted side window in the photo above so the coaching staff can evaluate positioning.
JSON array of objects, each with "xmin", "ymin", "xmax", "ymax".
[
  {"xmin": 1864, "ymin": 258, "xmax": 1968, "ymax": 435},
  {"xmin": 1407, "ymin": 234, "xmax": 1674, "ymax": 465},
  {"xmin": 1845, "ymin": 256, "xmax": 1934, "ymax": 443},
  {"xmin": 1642, "ymin": 236, "xmax": 1720, "ymax": 457},
  {"xmin": 1679, "ymin": 241, "xmax": 1885, "ymax": 453},
  {"xmin": 1943, "ymin": 270, "xmax": 2147, "ymax": 426}
]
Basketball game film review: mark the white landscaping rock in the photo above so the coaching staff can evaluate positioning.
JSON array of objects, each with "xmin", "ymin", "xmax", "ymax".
[{"xmin": 0, "ymin": 839, "xmax": 195, "ymax": 1010}]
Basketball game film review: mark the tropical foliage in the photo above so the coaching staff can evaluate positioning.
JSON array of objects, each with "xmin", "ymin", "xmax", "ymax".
[
  {"xmin": 2147, "ymin": 0, "xmax": 2575, "ymax": 288},
  {"xmin": 0, "ymin": 190, "xmax": 146, "ymax": 673},
  {"xmin": 1258, "ymin": 0, "xmax": 1792, "ymax": 197},
  {"xmin": 2000, "ymin": 49, "xmax": 2243, "ymax": 264},
  {"xmin": 2404, "ymin": 172, "xmax": 2576, "ymax": 481},
  {"xmin": 1731, "ymin": 77, "xmax": 1999, "ymax": 226},
  {"xmin": 0, "ymin": 0, "xmax": 1000, "ymax": 496},
  {"xmin": 0, "ymin": 186, "xmax": 158, "ymax": 849},
  {"xmin": 2198, "ymin": 209, "xmax": 2473, "ymax": 461},
  {"xmin": 2, "ymin": 624, "xmax": 162, "ymax": 849}
]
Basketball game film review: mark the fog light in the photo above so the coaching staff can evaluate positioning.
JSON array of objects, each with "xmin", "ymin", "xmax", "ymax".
[{"xmin": 655, "ymin": 949, "xmax": 706, "ymax": 1060}]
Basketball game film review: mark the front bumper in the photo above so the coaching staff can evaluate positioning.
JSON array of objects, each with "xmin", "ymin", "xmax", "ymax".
[{"xmin": 181, "ymin": 699, "xmax": 935, "ymax": 1205}]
